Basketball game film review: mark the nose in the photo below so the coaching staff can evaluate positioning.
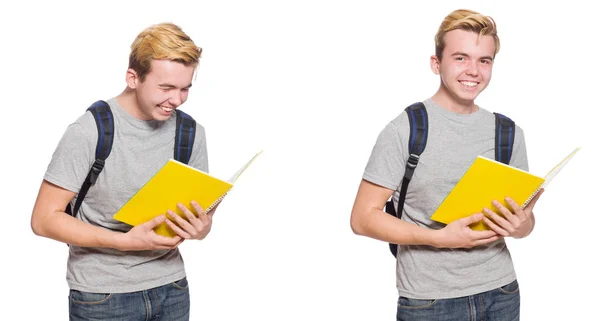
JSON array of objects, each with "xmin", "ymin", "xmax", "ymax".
[
  {"xmin": 466, "ymin": 60, "xmax": 479, "ymax": 76},
  {"xmin": 169, "ymin": 90, "xmax": 185, "ymax": 106}
]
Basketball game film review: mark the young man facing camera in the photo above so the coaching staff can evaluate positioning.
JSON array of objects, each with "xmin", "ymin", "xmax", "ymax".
[
  {"xmin": 351, "ymin": 9, "xmax": 543, "ymax": 321},
  {"xmin": 31, "ymin": 23, "xmax": 212, "ymax": 320}
]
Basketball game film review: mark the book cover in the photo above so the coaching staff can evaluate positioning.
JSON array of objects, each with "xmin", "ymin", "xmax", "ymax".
[
  {"xmin": 430, "ymin": 147, "xmax": 580, "ymax": 230},
  {"xmin": 113, "ymin": 151, "xmax": 262, "ymax": 237}
]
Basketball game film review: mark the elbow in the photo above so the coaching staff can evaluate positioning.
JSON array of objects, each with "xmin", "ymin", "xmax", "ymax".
[
  {"xmin": 30, "ymin": 212, "xmax": 47, "ymax": 237},
  {"xmin": 31, "ymin": 216, "xmax": 42, "ymax": 236},
  {"xmin": 31, "ymin": 221, "xmax": 42, "ymax": 237},
  {"xmin": 350, "ymin": 213, "xmax": 365, "ymax": 236}
]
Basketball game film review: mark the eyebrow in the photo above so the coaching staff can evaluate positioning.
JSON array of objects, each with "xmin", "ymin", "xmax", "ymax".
[
  {"xmin": 158, "ymin": 83, "xmax": 193, "ymax": 89},
  {"xmin": 451, "ymin": 52, "xmax": 494, "ymax": 61}
]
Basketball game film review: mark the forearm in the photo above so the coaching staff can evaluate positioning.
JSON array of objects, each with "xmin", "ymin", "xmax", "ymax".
[
  {"xmin": 351, "ymin": 207, "xmax": 439, "ymax": 246},
  {"xmin": 32, "ymin": 210, "xmax": 123, "ymax": 250}
]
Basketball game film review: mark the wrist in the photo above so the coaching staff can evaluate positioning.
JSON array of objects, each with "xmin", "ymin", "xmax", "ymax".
[
  {"xmin": 422, "ymin": 228, "xmax": 444, "ymax": 248},
  {"xmin": 109, "ymin": 232, "xmax": 128, "ymax": 251}
]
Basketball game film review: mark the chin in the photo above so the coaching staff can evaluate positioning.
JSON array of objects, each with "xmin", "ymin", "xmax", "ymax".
[
  {"xmin": 151, "ymin": 113, "xmax": 172, "ymax": 121},
  {"xmin": 459, "ymin": 93, "xmax": 480, "ymax": 102},
  {"xmin": 454, "ymin": 89, "xmax": 482, "ymax": 103},
  {"xmin": 158, "ymin": 115, "xmax": 173, "ymax": 121}
]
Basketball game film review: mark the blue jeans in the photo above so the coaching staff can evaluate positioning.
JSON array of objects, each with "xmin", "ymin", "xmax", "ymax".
[
  {"xmin": 69, "ymin": 277, "xmax": 190, "ymax": 321},
  {"xmin": 396, "ymin": 279, "xmax": 520, "ymax": 321}
]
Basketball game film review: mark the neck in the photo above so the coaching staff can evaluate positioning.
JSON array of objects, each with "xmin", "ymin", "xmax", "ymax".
[
  {"xmin": 115, "ymin": 88, "xmax": 150, "ymax": 120},
  {"xmin": 431, "ymin": 85, "xmax": 478, "ymax": 114}
]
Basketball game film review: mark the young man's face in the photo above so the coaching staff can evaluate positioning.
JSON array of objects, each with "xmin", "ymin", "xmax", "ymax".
[
  {"xmin": 131, "ymin": 59, "xmax": 195, "ymax": 121},
  {"xmin": 431, "ymin": 29, "xmax": 496, "ymax": 105}
]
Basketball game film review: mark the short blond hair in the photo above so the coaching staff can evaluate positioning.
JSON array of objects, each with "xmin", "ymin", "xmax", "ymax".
[
  {"xmin": 435, "ymin": 9, "xmax": 500, "ymax": 59},
  {"xmin": 129, "ymin": 22, "xmax": 202, "ymax": 81}
]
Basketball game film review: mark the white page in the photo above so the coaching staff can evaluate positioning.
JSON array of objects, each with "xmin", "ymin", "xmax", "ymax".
[
  {"xmin": 227, "ymin": 150, "xmax": 263, "ymax": 183},
  {"xmin": 540, "ymin": 147, "xmax": 581, "ymax": 189}
]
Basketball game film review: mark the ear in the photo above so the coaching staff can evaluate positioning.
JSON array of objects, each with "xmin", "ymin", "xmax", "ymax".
[
  {"xmin": 125, "ymin": 69, "xmax": 139, "ymax": 89},
  {"xmin": 430, "ymin": 55, "xmax": 441, "ymax": 75}
]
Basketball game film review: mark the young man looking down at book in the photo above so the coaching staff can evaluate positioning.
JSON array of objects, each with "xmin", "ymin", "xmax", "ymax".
[
  {"xmin": 350, "ymin": 9, "xmax": 544, "ymax": 321},
  {"xmin": 31, "ymin": 23, "xmax": 212, "ymax": 320}
]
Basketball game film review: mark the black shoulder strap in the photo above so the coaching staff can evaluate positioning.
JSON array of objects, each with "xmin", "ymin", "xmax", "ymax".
[
  {"xmin": 66, "ymin": 100, "xmax": 114, "ymax": 217},
  {"xmin": 385, "ymin": 109, "xmax": 514, "ymax": 258},
  {"xmin": 174, "ymin": 109, "xmax": 196, "ymax": 164},
  {"xmin": 494, "ymin": 112, "xmax": 515, "ymax": 165},
  {"xmin": 386, "ymin": 102, "xmax": 428, "ymax": 257}
]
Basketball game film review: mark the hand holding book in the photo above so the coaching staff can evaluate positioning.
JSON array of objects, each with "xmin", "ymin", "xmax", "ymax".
[
  {"xmin": 113, "ymin": 151, "xmax": 262, "ymax": 237},
  {"xmin": 164, "ymin": 201, "xmax": 214, "ymax": 240},
  {"xmin": 430, "ymin": 147, "xmax": 580, "ymax": 231},
  {"xmin": 481, "ymin": 188, "xmax": 545, "ymax": 238}
]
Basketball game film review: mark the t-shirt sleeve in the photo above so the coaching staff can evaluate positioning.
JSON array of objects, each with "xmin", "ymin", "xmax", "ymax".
[
  {"xmin": 43, "ymin": 114, "xmax": 96, "ymax": 193},
  {"xmin": 362, "ymin": 115, "xmax": 408, "ymax": 191},
  {"xmin": 188, "ymin": 123, "xmax": 208, "ymax": 173},
  {"xmin": 509, "ymin": 125, "xmax": 529, "ymax": 172}
]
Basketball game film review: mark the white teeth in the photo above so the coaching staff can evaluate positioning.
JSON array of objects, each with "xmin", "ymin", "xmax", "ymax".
[
  {"xmin": 161, "ymin": 106, "xmax": 174, "ymax": 112},
  {"xmin": 460, "ymin": 81, "xmax": 477, "ymax": 88}
]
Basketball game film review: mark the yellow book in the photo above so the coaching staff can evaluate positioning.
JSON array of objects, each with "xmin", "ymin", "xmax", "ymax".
[
  {"xmin": 113, "ymin": 150, "xmax": 262, "ymax": 237},
  {"xmin": 430, "ymin": 147, "xmax": 580, "ymax": 230}
]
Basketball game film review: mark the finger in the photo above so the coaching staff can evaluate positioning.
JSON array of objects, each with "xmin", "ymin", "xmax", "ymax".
[
  {"xmin": 503, "ymin": 197, "xmax": 525, "ymax": 216},
  {"xmin": 498, "ymin": 198, "xmax": 525, "ymax": 225},
  {"xmin": 168, "ymin": 209, "xmax": 195, "ymax": 234},
  {"xmin": 174, "ymin": 206, "xmax": 208, "ymax": 239},
  {"xmin": 169, "ymin": 208, "xmax": 193, "ymax": 226},
  {"xmin": 472, "ymin": 235, "xmax": 502, "ymax": 247},
  {"xmin": 143, "ymin": 215, "xmax": 167, "ymax": 229},
  {"xmin": 178, "ymin": 203, "xmax": 199, "ymax": 221},
  {"xmin": 191, "ymin": 200, "xmax": 210, "ymax": 224},
  {"xmin": 165, "ymin": 213, "xmax": 192, "ymax": 239},
  {"xmin": 492, "ymin": 200, "xmax": 516, "ymax": 221},
  {"xmin": 525, "ymin": 188, "xmax": 545, "ymax": 210},
  {"xmin": 173, "ymin": 238, "xmax": 185, "ymax": 248},
  {"xmin": 483, "ymin": 217, "xmax": 509, "ymax": 237},
  {"xmin": 458, "ymin": 213, "xmax": 484, "ymax": 226},
  {"xmin": 483, "ymin": 208, "xmax": 515, "ymax": 233},
  {"xmin": 468, "ymin": 229, "xmax": 498, "ymax": 240},
  {"xmin": 152, "ymin": 234, "xmax": 183, "ymax": 248}
]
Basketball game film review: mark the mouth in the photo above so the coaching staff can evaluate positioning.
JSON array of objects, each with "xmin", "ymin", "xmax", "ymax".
[
  {"xmin": 459, "ymin": 80, "xmax": 479, "ymax": 89},
  {"xmin": 159, "ymin": 105, "xmax": 175, "ymax": 113}
]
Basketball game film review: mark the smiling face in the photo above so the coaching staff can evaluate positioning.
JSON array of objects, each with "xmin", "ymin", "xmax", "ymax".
[
  {"xmin": 126, "ymin": 59, "xmax": 195, "ymax": 121},
  {"xmin": 430, "ymin": 29, "xmax": 496, "ymax": 110}
]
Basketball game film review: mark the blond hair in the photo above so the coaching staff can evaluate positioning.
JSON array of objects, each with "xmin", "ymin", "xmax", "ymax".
[
  {"xmin": 129, "ymin": 22, "xmax": 202, "ymax": 81},
  {"xmin": 435, "ymin": 9, "xmax": 500, "ymax": 59}
]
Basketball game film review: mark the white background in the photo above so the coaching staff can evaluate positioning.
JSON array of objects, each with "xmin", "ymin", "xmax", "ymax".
[{"xmin": 1, "ymin": 0, "xmax": 598, "ymax": 320}]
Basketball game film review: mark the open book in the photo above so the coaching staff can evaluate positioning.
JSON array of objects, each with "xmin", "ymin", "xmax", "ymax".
[
  {"xmin": 430, "ymin": 147, "xmax": 580, "ymax": 230},
  {"xmin": 113, "ymin": 150, "xmax": 262, "ymax": 237}
]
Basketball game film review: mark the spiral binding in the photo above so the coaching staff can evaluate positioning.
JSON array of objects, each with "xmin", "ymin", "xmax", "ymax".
[
  {"xmin": 206, "ymin": 192, "xmax": 228, "ymax": 212},
  {"xmin": 522, "ymin": 184, "xmax": 543, "ymax": 208}
]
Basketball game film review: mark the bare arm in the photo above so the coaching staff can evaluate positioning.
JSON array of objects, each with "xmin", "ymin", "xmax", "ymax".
[
  {"xmin": 31, "ymin": 180, "xmax": 183, "ymax": 251},
  {"xmin": 350, "ymin": 179, "xmax": 501, "ymax": 248},
  {"xmin": 350, "ymin": 179, "xmax": 438, "ymax": 245}
]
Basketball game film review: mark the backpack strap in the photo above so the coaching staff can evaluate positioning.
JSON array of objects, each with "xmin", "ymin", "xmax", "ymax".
[
  {"xmin": 494, "ymin": 113, "xmax": 515, "ymax": 165},
  {"xmin": 174, "ymin": 109, "xmax": 196, "ymax": 164},
  {"xmin": 384, "ymin": 109, "xmax": 515, "ymax": 258},
  {"xmin": 66, "ymin": 105, "xmax": 197, "ymax": 218},
  {"xmin": 66, "ymin": 100, "xmax": 114, "ymax": 217},
  {"xmin": 386, "ymin": 102, "xmax": 428, "ymax": 257}
]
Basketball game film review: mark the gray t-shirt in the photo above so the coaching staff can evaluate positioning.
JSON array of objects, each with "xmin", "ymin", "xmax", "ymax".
[
  {"xmin": 44, "ymin": 98, "xmax": 208, "ymax": 293},
  {"xmin": 363, "ymin": 98, "xmax": 528, "ymax": 299}
]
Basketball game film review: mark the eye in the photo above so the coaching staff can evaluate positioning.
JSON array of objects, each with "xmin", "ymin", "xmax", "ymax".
[
  {"xmin": 455, "ymin": 56, "xmax": 465, "ymax": 61},
  {"xmin": 480, "ymin": 59, "xmax": 492, "ymax": 64}
]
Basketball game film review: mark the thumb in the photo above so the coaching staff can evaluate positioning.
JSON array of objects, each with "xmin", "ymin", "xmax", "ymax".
[
  {"xmin": 526, "ymin": 188, "xmax": 545, "ymax": 209},
  {"xmin": 459, "ymin": 213, "xmax": 484, "ymax": 226}
]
